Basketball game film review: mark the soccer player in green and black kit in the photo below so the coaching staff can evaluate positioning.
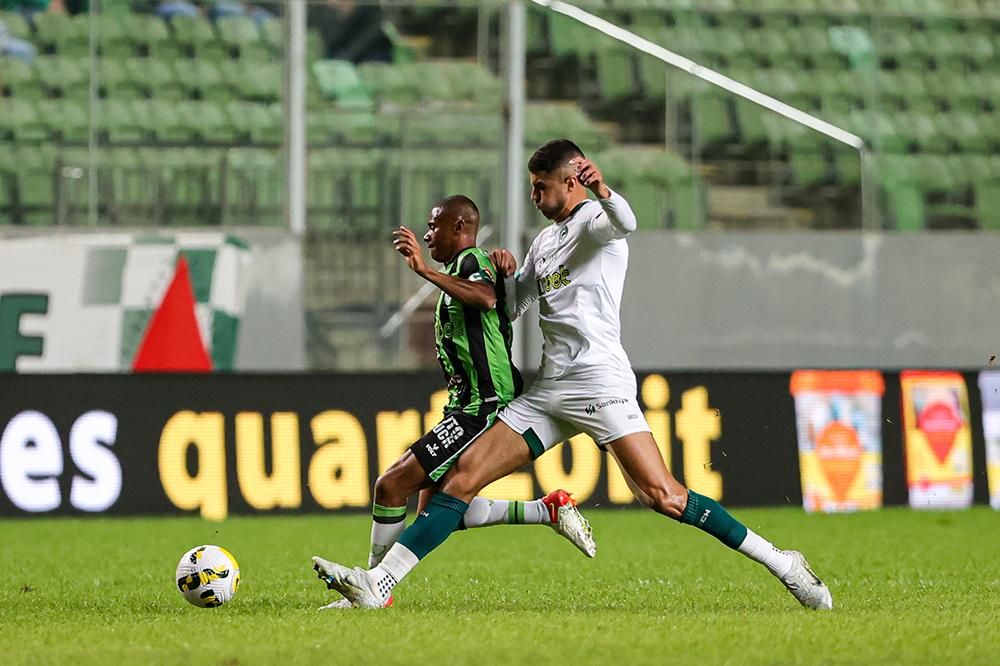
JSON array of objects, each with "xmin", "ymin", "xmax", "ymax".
[{"xmin": 313, "ymin": 195, "xmax": 595, "ymax": 609}]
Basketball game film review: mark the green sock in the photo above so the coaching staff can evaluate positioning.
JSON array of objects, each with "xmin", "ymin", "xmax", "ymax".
[
  {"xmin": 678, "ymin": 490, "xmax": 748, "ymax": 549},
  {"xmin": 397, "ymin": 491, "xmax": 468, "ymax": 560}
]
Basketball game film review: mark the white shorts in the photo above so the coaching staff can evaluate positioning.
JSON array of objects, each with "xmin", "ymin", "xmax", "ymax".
[{"xmin": 498, "ymin": 372, "xmax": 651, "ymax": 458}]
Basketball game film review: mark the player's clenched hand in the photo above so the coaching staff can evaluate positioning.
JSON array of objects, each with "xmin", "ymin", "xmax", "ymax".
[
  {"xmin": 392, "ymin": 226, "xmax": 427, "ymax": 274},
  {"xmin": 571, "ymin": 157, "xmax": 611, "ymax": 199},
  {"xmin": 490, "ymin": 249, "xmax": 517, "ymax": 277}
]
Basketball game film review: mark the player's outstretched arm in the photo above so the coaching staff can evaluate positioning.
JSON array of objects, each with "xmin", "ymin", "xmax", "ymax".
[
  {"xmin": 392, "ymin": 226, "xmax": 497, "ymax": 311},
  {"xmin": 572, "ymin": 157, "xmax": 638, "ymax": 242},
  {"xmin": 491, "ymin": 246, "xmax": 538, "ymax": 320}
]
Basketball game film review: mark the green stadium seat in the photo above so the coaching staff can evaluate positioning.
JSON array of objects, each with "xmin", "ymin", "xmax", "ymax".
[
  {"xmin": 12, "ymin": 143, "xmax": 57, "ymax": 225},
  {"xmin": 789, "ymin": 146, "xmax": 830, "ymax": 187},
  {"xmin": 186, "ymin": 58, "xmax": 229, "ymax": 103},
  {"xmin": 34, "ymin": 13, "xmax": 89, "ymax": 56},
  {"xmin": 312, "ymin": 60, "xmax": 372, "ymax": 108},
  {"xmin": 123, "ymin": 57, "xmax": 186, "ymax": 101},
  {"xmin": 140, "ymin": 99, "xmax": 192, "ymax": 142},
  {"xmin": 98, "ymin": 58, "xmax": 141, "ymax": 99},
  {"xmin": 308, "ymin": 108, "xmax": 378, "ymax": 145},
  {"xmin": 34, "ymin": 55, "xmax": 88, "ymax": 99},
  {"xmin": 222, "ymin": 147, "xmax": 281, "ymax": 226},
  {"xmin": 231, "ymin": 101, "xmax": 281, "ymax": 144},
  {"xmin": 441, "ymin": 62, "xmax": 502, "ymax": 108},
  {"xmin": 940, "ymin": 112, "xmax": 989, "ymax": 153},
  {"xmin": 179, "ymin": 101, "xmax": 236, "ymax": 143},
  {"xmin": 901, "ymin": 110, "xmax": 947, "ymax": 152},
  {"xmin": 229, "ymin": 60, "xmax": 281, "ymax": 103},
  {"xmin": 96, "ymin": 14, "xmax": 133, "ymax": 59},
  {"xmin": 39, "ymin": 98, "xmax": 88, "ymax": 142},
  {"xmin": 833, "ymin": 146, "xmax": 861, "ymax": 187},
  {"xmin": 596, "ymin": 48, "xmax": 637, "ymax": 101},
  {"xmin": 170, "ymin": 15, "xmax": 226, "ymax": 60},
  {"xmin": 0, "ymin": 57, "xmax": 45, "ymax": 100},
  {"xmin": 358, "ymin": 62, "xmax": 420, "ymax": 106},
  {"xmin": 975, "ymin": 179, "xmax": 1000, "ymax": 230},
  {"xmin": 217, "ymin": 15, "xmax": 270, "ymax": 61},
  {"xmin": 95, "ymin": 99, "xmax": 146, "ymax": 142},
  {"xmin": 122, "ymin": 14, "xmax": 179, "ymax": 59},
  {"xmin": 309, "ymin": 147, "xmax": 384, "ymax": 231},
  {"xmin": 0, "ymin": 97, "xmax": 48, "ymax": 141},
  {"xmin": 691, "ymin": 92, "xmax": 733, "ymax": 149},
  {"xmin": 734, "ymin": 99, "xmax": 771, "ymax": 149},
  {"xmin": 0, "ymin": 10, "xmax": 31, "ymax": 40}
]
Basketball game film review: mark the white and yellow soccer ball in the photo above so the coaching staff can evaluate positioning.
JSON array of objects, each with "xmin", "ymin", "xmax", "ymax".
[{"xmin": 175, "ymin": 545, "xmax": 241, "ymax": 608}]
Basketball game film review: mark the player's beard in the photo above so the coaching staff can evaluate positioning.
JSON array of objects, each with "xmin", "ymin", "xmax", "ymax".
[{"xmin": 539, "ymin": 193, "xmax": 567, "ymax": 220}]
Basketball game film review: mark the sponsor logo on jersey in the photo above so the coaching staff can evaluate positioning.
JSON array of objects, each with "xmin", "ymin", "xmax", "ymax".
[
  {"xmin": 585, "ymin": 398, "xmax": 630, "ymax": 415},
  {"xmin": 537, "ymin": 264, "xmax": 572, "ymax": 295}
]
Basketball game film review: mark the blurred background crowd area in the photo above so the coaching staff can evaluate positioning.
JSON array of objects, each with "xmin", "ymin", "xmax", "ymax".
[{"xmin": 4, "ymin": 1, "xmax": 1000, "ymax": 371}]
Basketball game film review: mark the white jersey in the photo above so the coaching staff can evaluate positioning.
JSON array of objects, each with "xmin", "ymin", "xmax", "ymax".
[{"xmin": 506, "ymin": 190, "xmax": 637, "ymax": 380}]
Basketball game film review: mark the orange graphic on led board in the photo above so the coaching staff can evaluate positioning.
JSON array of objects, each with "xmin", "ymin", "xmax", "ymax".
[
  {"xmin": 900, "ymin": 371, "xmax": 973, "ymax": 510},
  {"xmin": 791, "ymin": 370, "xmax": 884, "ymax": 513}
]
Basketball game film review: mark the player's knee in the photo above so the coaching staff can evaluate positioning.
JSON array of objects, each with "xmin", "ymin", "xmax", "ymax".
[
  {"xmin": 645, "ymin": 485, "xmax": 687, "ymax": 519},
  {"xmin": 439, "ymin": 470, "xmax": 479, "ymax": 503},
  {"xmin": 374, "ymin": 468, "xmax": 406, "ymax": 506}
]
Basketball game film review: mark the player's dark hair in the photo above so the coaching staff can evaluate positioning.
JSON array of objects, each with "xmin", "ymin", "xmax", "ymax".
[
  {"xmin": 438, "ymin": 194, "xmax": 480, "ymax": 228},
  {"xmin": 528, "ymin": 139, "xmax": 585, "ymax": 174}
]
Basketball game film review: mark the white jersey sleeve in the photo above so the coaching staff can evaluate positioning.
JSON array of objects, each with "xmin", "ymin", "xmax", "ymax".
[
  {"xmin": 503, "ymin": 236, "xmax": 540, "ymax": 320},
  {"xmin": 585, "ymin": 189, "xmax": 637, "ymax": 244}
]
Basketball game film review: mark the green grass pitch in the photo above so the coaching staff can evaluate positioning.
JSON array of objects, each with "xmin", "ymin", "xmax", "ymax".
[{"xmin": 0, "ymin": 508, "xmax": 997, "ymax": 665}]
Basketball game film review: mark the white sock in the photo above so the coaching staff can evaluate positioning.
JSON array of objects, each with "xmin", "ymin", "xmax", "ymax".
[
  {"xmin": 461, "ymin": 497, "xmax": 552, "ymax": 528},
  {"xmin": 737, "ymin": 529, "xmax": 795, "ymax": 578},
  {"xmin": 369, "ymin": 519, "xmax": 407, "ymax": 568},
  {"xmin": 368, "ymin": 542, "xmax": 419, "ymax": 598}
]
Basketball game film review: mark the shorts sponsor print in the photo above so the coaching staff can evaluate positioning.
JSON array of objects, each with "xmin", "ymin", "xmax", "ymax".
[{"xmin": 410, "ymin": 410, "xmax": 497, "ymax": 481}]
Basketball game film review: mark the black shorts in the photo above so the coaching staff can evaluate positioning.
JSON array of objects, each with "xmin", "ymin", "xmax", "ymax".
[{"xmin": 410, "ymin": 410, "xmax": 497, "ymax": 482}]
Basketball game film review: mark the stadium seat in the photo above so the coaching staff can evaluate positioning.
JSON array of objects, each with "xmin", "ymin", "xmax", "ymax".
[
  {"xmin": 39, "ymin": 98, "xmax": 88, "ymax": 142},
  {"xmin": 142, "ymin": 99, "xmax": 192, "ymax": 142},
  {"xmin": 0, "ymin": 10, "xmax": 31, "ymax": 40},
  {"xmin": 230, "ymin": 60, "xmax": 281, "ymax": 102},
  {"xmin": 185, "ymin": 58, "xmax": 229, "ymax": 102},
  {"xmin": 124, "ymin": 57, "xmax": 186, "ymax": 102},
  {"xmin": 170, "ymin": 15, "xmax": 227, "ymax": 60},
  {"xmin": 96, "ymin": 14, "xmax": 133, "ymax": 59},
  {"xmin": 222, "ymin": 147, "xmax": 282, "ymax": 226},
  {"xmin": 12, "ymin": 143, "xmax": 57, "ymax": 225},
  {"xmin": 0, "ymin": 57, "xmax": 45, "ymax": 100},
  {"xmin": 595, "ymin": 47, "xmax": 637, "ymax": 101},
  {"xmin": 98, "ymin": 58, "xmax": 140, "ymax": 99},
  {"xmin": 33, "ymin": 13, "xmax": 89, "ymax": 56},
  {"xmin": 307, "ymin": 107, "xmax": 378, "ymax": 145},
  {"xmin": 122, "ymin": 14, "xmax": 179, "ymax": 59},
  {"xmin": 94, "ymin": 99, "xmax": 146, "ymax": 143},
  {"xmin": 34, "ymin": 55, "xmax": 88, "ymax": 99},
  {"xmin": 217, "ymin": 15, "xmax": 270, "ymax": 61},
  {"xmin": 0, "ymin": 97, "xmax": 47, "ymax": 141},
  {"xmin": 311, "ymin": 60, "xmax": 372, "ymax": 108}
]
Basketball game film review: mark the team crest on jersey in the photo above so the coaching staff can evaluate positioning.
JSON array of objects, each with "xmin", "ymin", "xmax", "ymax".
[{"xmin": 558, "ymin": 225, "xmax": 569, "ymax": 242}]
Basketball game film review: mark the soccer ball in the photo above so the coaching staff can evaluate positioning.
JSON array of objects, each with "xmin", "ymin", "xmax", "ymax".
[{"xmin": 175, "ymin": 545, "xmax": 241, "ymax": 608}]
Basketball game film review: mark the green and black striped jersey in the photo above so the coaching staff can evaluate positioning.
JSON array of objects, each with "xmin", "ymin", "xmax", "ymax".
[{"xmin": 435, "ymin": 247, "xmax": 523, "ymax": 416}]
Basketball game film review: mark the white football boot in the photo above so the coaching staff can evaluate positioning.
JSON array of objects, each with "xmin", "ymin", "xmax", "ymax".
[
  {"xmin": 312, "ymin": 556, "xmax": 390, "ymax": 609},
  {"xmin": 541, "ymin": 489, "xmax": 597, "ymax": 558},
  {"xmin": 779, "ymin": 550, "xmax": 833, "ymax": 610},
  {"xmin": 317, "ymin": 598, "xmax": 352, "ymax": 610}
]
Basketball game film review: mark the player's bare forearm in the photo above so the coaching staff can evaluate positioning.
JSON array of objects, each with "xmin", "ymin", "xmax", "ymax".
[{"xmin": 418, "ymin": 266, "xmax": 497, "ymax": 311}]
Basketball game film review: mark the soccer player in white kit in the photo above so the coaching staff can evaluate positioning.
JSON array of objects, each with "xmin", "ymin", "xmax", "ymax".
[{"xmin": 314, "ymin": 139, "xmax": 834, "ymax": 611}]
